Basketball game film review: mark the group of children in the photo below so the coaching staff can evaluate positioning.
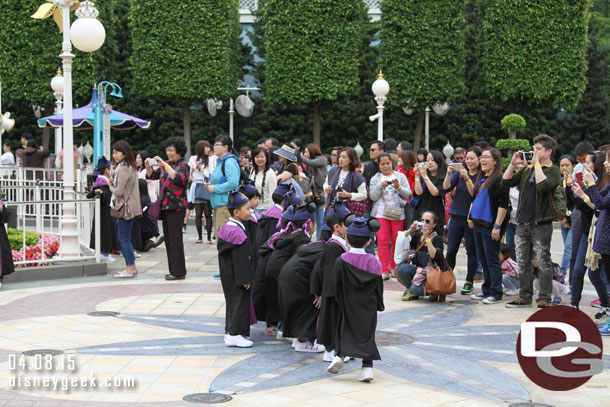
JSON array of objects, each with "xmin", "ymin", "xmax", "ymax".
[{"xmin": 217, "ymin": 181, "xmax": 384, "ymax": 382}]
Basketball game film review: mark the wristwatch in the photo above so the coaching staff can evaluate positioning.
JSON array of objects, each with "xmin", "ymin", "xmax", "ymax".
[{"xmin": 493, "ymin": 224, "xmax": 501, "ymax": 229}]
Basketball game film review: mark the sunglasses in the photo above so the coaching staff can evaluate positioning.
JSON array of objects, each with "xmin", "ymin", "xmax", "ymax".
[{"xmin": 419, "ymin": 219, "xmax": 432, "ymax": 224}]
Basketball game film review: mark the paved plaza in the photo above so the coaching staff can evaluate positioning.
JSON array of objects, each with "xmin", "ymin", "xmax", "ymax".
[{"xmin": 0, "ymin": 228, "xmax": 608, "ymax": 407}]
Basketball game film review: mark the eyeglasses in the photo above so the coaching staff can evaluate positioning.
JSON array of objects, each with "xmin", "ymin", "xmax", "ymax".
[
  {"xmin": 369, "ymin": 149, "xmax": 378, "ymax": 152},
  {"xmin": 480, "ymin": 155, "xmax": 494, "ymax": 160},
  {"xmin": 214, "ymin": 143, "xmax": 224, "ymax": 147}
]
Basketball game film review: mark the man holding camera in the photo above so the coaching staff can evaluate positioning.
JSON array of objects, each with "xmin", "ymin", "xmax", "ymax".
[{"xmin": 501, "ymin": 134, "xmax": 562, "ymax": 309}]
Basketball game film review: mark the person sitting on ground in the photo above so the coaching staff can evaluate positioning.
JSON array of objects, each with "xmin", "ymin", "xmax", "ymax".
[{"xmin": 500, "ymin": 243, "xmax": 519, "ymax": 296}]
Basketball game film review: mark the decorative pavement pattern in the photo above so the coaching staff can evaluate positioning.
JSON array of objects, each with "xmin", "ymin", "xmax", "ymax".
[{"xmin": 0, "ymin": 228, "xmax": 607, "ymax": 406}]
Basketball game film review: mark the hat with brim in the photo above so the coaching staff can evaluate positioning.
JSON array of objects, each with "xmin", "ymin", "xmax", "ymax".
[
  {"xmin": 273, "ymin": 144, "xmax": 298, "ymax": 162},
  {"xmin": 282, "ymin": 190, "xmax": 304, "ymax": 209},
  {"xmin": 347, "ymin": 217, "xmax": 380, "ymax": 236},
  {"xmin": 282, "ymin": 205, "xmax": 297, "ymax": 221},
  {"xmin": 293, "ymin": 204, "xmax": 315, "ymax": 221}
]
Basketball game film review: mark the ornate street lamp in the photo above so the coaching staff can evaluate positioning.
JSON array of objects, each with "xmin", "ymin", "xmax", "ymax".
[
  {"xmin": 370, "ymin": 70, "xmax": 389, "ymax": 141},
  {"xmin": 50, "ymin": 68, "xmax": 64, "ymax": 155},
  {"xmin": 33, "ymin": 0, "xmax": 105, "ymax": 257}
]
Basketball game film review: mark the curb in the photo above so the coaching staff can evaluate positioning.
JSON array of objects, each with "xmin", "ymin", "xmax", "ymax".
[{"xmin": 2, "ymin": 262, "xmax": 108, "ymax": 283}]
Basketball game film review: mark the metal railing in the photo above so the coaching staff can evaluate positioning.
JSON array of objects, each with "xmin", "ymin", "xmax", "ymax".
[{"xmin": 5, "ymin": 197, "xmax": 100, "ymax": 267}]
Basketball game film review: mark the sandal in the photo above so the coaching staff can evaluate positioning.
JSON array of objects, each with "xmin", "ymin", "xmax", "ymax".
[
  {"xmin": 195, "ymin": 240, "xmax": 203, "ymax": 244},
  {"xmin": 207, "ymin": 240, "xmax": 213, "ymax": 244}
]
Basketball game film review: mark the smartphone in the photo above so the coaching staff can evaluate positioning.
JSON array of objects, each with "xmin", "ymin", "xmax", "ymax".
[
  {"xmin": 520, "ymin": 151, "xmax": 534, "ymax": 162},
  {"xmin": 147, "ymin": 158, "xmax": 158, "ymax": 166},
  {"xmin": 451, "ymin": 162, "xmax": 463, "ymax": 170},
  {"xmin": 419, "ymin": 162, "xmax": 428, "ymax": 169}
]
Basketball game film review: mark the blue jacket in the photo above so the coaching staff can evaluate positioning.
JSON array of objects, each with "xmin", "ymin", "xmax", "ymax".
[
  {"xmin": 588, "ymin": 184, "xmax": 610, "ymax": 255},
  {"xmin": 209, "ymin": 154, "xmax": 240, "ymax": 209}
]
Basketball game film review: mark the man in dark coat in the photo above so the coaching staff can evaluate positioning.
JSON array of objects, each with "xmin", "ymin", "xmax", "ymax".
[
  {"xmin": 327, "ymin": 218, "xmax": 384, "ymax": 382},
  {"xmin": 217, "ymin": 191, "xmax": 255, "ymax": 348}
]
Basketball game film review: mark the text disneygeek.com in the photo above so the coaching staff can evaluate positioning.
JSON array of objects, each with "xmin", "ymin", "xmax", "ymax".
[{"xmin": 7, "ymin": 354, "xmax": 136, "ymax": 391}]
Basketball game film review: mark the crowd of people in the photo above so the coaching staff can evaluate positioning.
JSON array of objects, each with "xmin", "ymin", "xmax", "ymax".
[{"xmin": 2, "ymin": 131, "xmax": 610, "ymax": 381}]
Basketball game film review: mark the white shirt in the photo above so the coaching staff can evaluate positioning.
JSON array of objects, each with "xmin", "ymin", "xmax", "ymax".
[
  {"xmin": 1, "ymin": 152, "xmax": 15, "ymax": 176},
  {"xmin": 250, "ymin": 168, "xmax": 277, "ymax": 210},
  {"xmin": 188, "ymin": 155, "xmax": 216, "ymax": 181},
  {"xmin": 348, "ymin": 247, "xmax": 367, "ymax": 255},
  {"xmin": 375, "ymin": 173, "xmax": 404, "ymax": 220}
]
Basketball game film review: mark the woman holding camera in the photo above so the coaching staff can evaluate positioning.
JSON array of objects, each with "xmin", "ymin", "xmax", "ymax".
[
  {"xmin": 468, "ymin": 148, "xmax": 508, "ymax": 305},
  {"xmin": 443, "ymin": 146, "xmax": 481, "ymax": 295},
  {"xmin": 145, "ymin": 137, "xmax": 190, "ymax": 281},
  {"xmin": 395, "ymin": 211, "xmax": 445, "ymax": 301},
  {"xmin": 324, "ymin": 147, "xmax": 367, "ymax": 206},
  {"xmin": 369, "ymin": 153, "xmax": 411, "ymax": 280},
  {"xmin": 413, "ymin": 151, "xmax": 447, "ymax": 236},
  {"xmin": 109, "ymin": 141, "xmax": 142, "ymax": 278}
]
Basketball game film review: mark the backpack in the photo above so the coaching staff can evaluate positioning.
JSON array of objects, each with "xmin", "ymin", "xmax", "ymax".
[
  {"xmin": 550, "ymin": 184, "xmax": 567, "ymax": 221},
  {"xmin": 221, "ymin": 155, "xmax": 249, "ymax": 189}
]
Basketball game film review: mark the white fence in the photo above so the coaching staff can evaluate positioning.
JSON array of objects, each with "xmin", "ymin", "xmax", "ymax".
[{"xmin": 0, "ymin": 166, "xmax": 100, "ymax": 267}]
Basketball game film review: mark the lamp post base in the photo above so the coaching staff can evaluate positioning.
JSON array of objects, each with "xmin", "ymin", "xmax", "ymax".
[{"xmin": 58, "ymin": 187, "xmax": 80, "ymax": 257}]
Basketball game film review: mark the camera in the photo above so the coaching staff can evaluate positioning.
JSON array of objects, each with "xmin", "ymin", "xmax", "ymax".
[
  {"xmin": 520, "ymin": 151, "xmax": 534, "ymax": 162},
  {"xmin": 147, "ymin": 158, "xmax": 158, "ymax": 166},
  {"xmin": 419, "ymin": 162, "xmax": 428, "ymax": 169},
  {"xmin": 416, "ymin": 221, "xmax": 425, "ymax": 229}
]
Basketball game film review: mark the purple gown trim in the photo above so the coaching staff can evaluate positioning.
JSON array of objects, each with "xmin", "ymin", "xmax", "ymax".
[
  {"xmin": 263, "ymin": 205, "xmax": 282, "ymax": 219},
  {"xmin": 249, "ymin": 212, "xmax": 259, "ymax": 223},
  {"xmin": 89, "ymin": 177, "xmax": 109, "ymax": 192},
  {"xmin": 340, "ymin": 252, "xmax": 382, "ymax": 276},
  {"xmin": 327, "ymin": 237, "xmax": 348, "ymax": 252},
  {"xmin": 217, "ymin": 222, "xmax": 247, "ymax": 245}
]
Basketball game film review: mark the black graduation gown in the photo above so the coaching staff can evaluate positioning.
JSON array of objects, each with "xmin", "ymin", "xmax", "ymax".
[
  {"xmin": 87, "ymin": 185, "xmax": 114, "ymax": 254},
  {"xmin": 278, "ymin": 241, "xmax": 325, "ymax": 339},
  {"xmin": 217, "ymin": 220, "xmax": 254, "ymax": 337},
  {"xmin": 0, "ymin": 207, "xmax": 15, "ymax": 278},
  {"xmin": 312, "ymin": 240, "xmax": 346, "ymax": 347},
  {"xmin": 252, "ymin": 239, "xmax": 273, "ymax": 322},
  {"xmin": 264, "ymin": 231, "xmax": 311, "ymax": 326},
  {"xmin": 334, "ymin": 255, "xmax": 385, "ymax": 361}
]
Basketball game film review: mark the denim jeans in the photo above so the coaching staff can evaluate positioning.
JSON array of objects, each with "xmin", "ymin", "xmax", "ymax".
[
  {"xmin": 505, "ymin": 223, "xmax": 517, "ymax": 261},
  {"xmin": 560, "ymin": 225, "xmax": 572, "ymax": 277},
  {"xmin": 396, "ymin": 263, "xmax": 425, "ymax": 296},
  {"xmin": 472, "ymin": 224, "xmax": 502, "ymax": 299},
  {"xmin": 445, "ymin": 215, "xmax": 478, "ymax": 282},
  {"xmin": 314, "ymin": 204, "xmax": 326, "ymax": 240},
  {"xmin": 571, "ymin": 232, "xmax": 610, "ymax": 308},
  {"xmin": 502, "ymin": 274, "xmax": 520, "ymax": 291},
  {"xmin": 117, "ymin": 218, "xmax": 135, "ymax": 266},
  {"xmin": 516, "ymin": 223, "xmax": 554, "ymax": 302},
  {"xmin": 569, "ymin": 209, "xmax": 584, "ymax": 284}
]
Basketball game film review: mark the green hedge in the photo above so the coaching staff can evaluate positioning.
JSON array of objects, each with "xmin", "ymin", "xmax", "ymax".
[
  {"xmin": 7, "ymin": 228, "xmax": 39, "ymax": 250},
  {"xmin": 496, "ymin": 139, "xmax": 531, "ymax": 152},
  {"xmin": 500, "ymin": 114, "xmax": 526, "ymax": 133}
]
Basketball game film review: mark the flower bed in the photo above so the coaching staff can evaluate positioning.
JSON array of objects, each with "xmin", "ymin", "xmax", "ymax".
[{"xmin": 10, "ymin": 232, "xmax": 60, "ymax": 268}]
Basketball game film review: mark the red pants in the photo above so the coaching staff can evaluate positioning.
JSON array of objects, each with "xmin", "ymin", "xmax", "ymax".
[{"xmin": 376, "ymin": 217, "xmax": 404, "ymax": 275}]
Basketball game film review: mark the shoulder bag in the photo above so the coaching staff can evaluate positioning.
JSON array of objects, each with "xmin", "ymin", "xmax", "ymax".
[
  {"xmin": 425, "ymin": 248, "xmax": 456, "ymax": 296},
  {"xmin": 346, "ymin": 172, "xmax": 371, "ymax": 217}
]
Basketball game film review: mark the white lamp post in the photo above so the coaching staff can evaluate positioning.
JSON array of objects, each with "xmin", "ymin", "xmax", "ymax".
[
  {"xmin": 370, "ymin": 70, "xmax": 389, "ymax": 141},
  {"xmin": 51, "ymin": 68, "xmax": 64, "ymax": 156},
  {"xmin": 443, "ymin": 142, "xmax": 454, "ymax": 163},
  {"xmin": 55, "ymin": 0, "xmax": 105, "ymax": 257},
  {"xmin": 424, "ymin": 103, "xmax": 449, "ymax": 151}
]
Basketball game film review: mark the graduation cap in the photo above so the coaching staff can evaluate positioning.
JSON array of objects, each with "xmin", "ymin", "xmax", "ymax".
[
  {"xmin": 93, "ymin": 156, "xmax": 111, "ymax": 176},
  {"xmin": 293, "ymin": 202, "xmax": 316, "ymax": 221},
  {"xmin": 273, "ymin": 182, "xmax": 291, "ymax": 197},
  {"xmin": 282, "ymin": 205, "xmax": 297, "ymax": 221},
  {"xmin": 322, "ymin": 201, "xmax": 354, "ymax": 231},
  {"xmin": 346, "ymin": 217, "xmax": 381, "ymax": 236},
  {"xmin": 282, "ymin": 189, "xmax": 304, "ymax": 208},
  {"xmin": 228, "ymin": 191, "xmax": 250, "ymax": 209},
  {"xmin": 241, "ymin": 182, "xmax": 260, "ymax": 198}
]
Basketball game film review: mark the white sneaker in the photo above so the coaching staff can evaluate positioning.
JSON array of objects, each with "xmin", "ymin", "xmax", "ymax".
[
  {"xmin": 276, "ymin": 330, "xmax": 284, "ymax": 340},
  {"xmin": 358, "ymin": 367, "xmax": 374, "ymax": 382},
  {"xmin": 323, "ymin": 350, "xmax": 334, "ymax": 362},
  {"xmin": 482, "ymin": 296, "xmax": 501, "ymax": 305},
  {"xmin": 343, "ymin": 356, "xmax": 352, "ymax": 363},
  {"xmin": 224, "ymin": 334, "xmax": 253, "ymax": 348},
  {"xmin": 327, "ymin": 356, "xmax": 344, "ymax": 374},
  {"xmin": 294, "ymin": 340, "xmax": 325, "ymax": 353},
  {"xmin": 292, "ymin": 338, "xmax": 298, "ymax": 348},
  {"xmin": 100, "ymin": 254, "xmax": 116, "ymax": 263},
  {"xmin": 134, "ymin": 251, "xmax": 141, "ymax": 258},
  {"xmin": 504, "ymin": 289, "xmax": 519, "ymax": 296},
  {"xmin": 471, "ymin": 292, "xmax": 486, "ymax": 300}
]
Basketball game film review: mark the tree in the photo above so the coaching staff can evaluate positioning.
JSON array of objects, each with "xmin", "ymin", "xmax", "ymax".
[
  {"xmin": 380, "ymin": 0, "xmax": 466, "ymax": 150},
  {"xmin": 129, "ymin": 0, "xmax": 240, "ymax": 156},
  {"xmin": 480, "ymin": 0, "xmax": 591, "ymax": 112},
  {"xmin": 0, "ymin": 0, "xmax": 118, "ymax": 146},
  {"xmin": 260, "ymin": 0, "xmax": 368, "ymax": 146}
]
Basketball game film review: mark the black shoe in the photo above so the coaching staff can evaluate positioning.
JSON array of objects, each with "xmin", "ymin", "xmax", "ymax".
[
  {"xmin": 140, "ymin": 240, "xmax": 155, "ymax": 253},
  {"xmin": 165, "ymin": 274, "xmax": 185, "ymax": 281},
  {"xmin": 153, "ymin": 236, "xmax": 165, "ymax": 248}
]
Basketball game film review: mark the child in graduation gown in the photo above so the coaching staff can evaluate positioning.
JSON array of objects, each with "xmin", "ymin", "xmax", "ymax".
[
  {"xmin": 278, "ymin": 202, "xmax": 326, "ymax": 352},
  {"xmin": 87, "ymin": 156, "xmax": 117, "ymax": 262},
  {"xmin": 0, "ymin": 200, "xmax": 15, "ymax": 287},
  {"xmin": 311, "ymin": 200, "xmax": 354, "ymax": 362},
  {"xmin": 217, "ymin": 191, "xmax": 255, "ymax": 348},
  {"xmin": 327, "ymin": 217, "xmax": 384, "ymax": 382},
  {"xmin": 241, "ymin": 183, "xmax": 261, "ymax": 248},
  {"xmin": 252, "ymin": 182, "xmax": 291, "ymax": 322},
  {"xmin": 262, "ymin": 192, "xmax": 313, "ymax": 337}
]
